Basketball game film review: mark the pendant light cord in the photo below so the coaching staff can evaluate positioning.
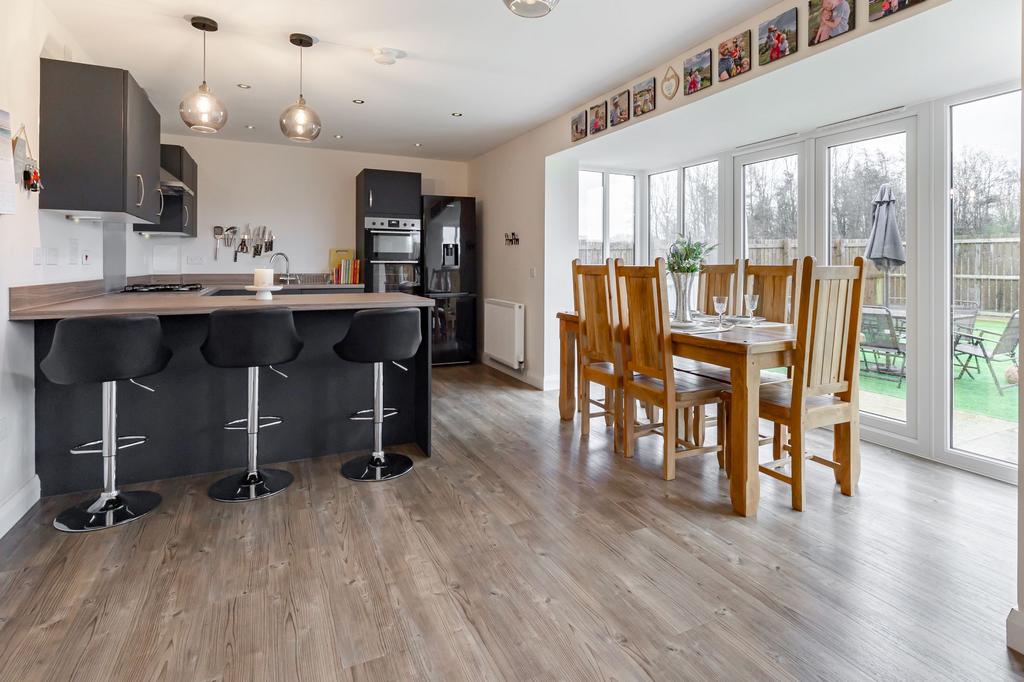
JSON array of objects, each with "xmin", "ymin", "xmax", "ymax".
[
  {"xmin": 202, "ymin": 31, "xmax": 207, "ymax": 83},
  {"xmin": 299, "ymin": 47, "xmax": 304, "ymax": 98}
]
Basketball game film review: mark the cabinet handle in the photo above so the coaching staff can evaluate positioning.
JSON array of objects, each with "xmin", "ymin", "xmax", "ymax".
[
  {"xmin": 135, "ymin": 174, "xmax": 145, "ymax": 207},
  {"xmin": 156, "ymin": 188, "xmax": 164, "ymax": 217},
  {"xmin": 369, "ymin": 189, "xmax": 374, "ymax": 208},
  {"xmin": 183, "ymin": 204, "xmax": 190, "ymax": 228}
]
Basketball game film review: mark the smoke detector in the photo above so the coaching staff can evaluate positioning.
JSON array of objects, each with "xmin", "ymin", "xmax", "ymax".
[{"xmin": 372, "ymin": 48, "xmax": 406, "ymax": 65}]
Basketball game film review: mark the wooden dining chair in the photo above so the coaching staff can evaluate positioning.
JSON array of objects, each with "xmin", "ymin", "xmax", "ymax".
[
  {"xmin": 615, "ymin": 258, "xmax": 728, "ymax": 480},
  {"xmin": 696, "ymin": 261, "xmax": 740, "ymax": 316},
  {"xmin": 742, "ymin": 259, "xmax": 800, "ymax": 324},
  {"xmin": 572, "ymin": 259, "xmax": 624, "ymax": 452},
  {"xmin": 733, "ymin": 255, "xmax": 866, "ymax": 511}
]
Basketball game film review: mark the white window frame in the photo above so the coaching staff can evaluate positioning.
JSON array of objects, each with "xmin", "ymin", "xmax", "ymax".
[
  {"xmin": 580, "ymin": 167, "xmax": 641, "ymax": 264},
  {"xmin": 732, "ymin": 141, "xmax": 809, "ymax": 265}
]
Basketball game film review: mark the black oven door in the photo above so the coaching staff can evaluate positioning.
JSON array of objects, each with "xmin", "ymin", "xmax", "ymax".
[
  {"xmin": 367, "ymin": 229, "xmax": 421, "ymax": 262},
  {"xmin": 369, "ymin": 262, "xmax": 421, "ymax": 294}
]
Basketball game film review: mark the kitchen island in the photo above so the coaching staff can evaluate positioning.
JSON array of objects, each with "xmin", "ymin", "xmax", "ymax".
[{"xmin": 13, "ymin": 289, "xmax": 433, "ymax": 495}]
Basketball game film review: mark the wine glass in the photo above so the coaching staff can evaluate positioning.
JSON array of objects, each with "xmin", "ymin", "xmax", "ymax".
[
  {"xmin": 744, "ymin": 294, "xmax": 760, "ymax": 325},
  {"xmin": 713, "ymin": 296, "xmax": 729, "ymax": 330}
]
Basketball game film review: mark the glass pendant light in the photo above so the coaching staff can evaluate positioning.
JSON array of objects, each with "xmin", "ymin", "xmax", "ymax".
[
  {"xmin": 280, "ymin": 33, "xmax": 322, "ymax": 143},
  {"xmin": 503, "ymin": 0, "xmax": 559, "ymax": 18},
  {"xmin": 179, "ymin": 17, "xmax": 228, "ymax": 133}
]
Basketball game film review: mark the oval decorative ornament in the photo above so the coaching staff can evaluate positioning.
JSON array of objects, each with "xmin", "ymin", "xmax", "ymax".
[{"xmin": 662, "ymin": 66, "xmax": 680, "ymax": 101}]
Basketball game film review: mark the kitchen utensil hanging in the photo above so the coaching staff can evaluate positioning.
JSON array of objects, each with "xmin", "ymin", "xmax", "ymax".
[
  {"xmin": 12, "ymin": 125, "xmax": 42, "ymax": 192},
  {"xmin": 213, "ymin": 225, "xmax": 224, "ymax": 260}
]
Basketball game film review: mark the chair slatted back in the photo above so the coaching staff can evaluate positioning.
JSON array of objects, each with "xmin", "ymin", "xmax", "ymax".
[
  {"xmin": 696, "ymin": 261, "xmax": 739, "ymax": 316},
  {"xmin": 743, "ymin": 259, "xmax": 800, "ymax": 324},
  {"xmin": 994, "ymin": 310, "xmax": 1020, "ymax": 358},
  {"xmin": 571, "ymin": 259, "xmax": 618, "ymax": 365},
  {"xmin": 793, "ymin": 256, "xmax": 866, "ymax": 400},
  {"xmin": 615, "ymin": 259, "xmax": 674, "ymax": 386}
]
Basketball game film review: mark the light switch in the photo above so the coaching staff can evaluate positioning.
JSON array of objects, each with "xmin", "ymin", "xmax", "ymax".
[{"xmin": 529, "ymin": 267, "xmax": 537, "ymax": 279}]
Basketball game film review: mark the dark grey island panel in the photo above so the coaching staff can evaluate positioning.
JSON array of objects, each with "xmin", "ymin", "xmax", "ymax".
[{"xmin": 34, "ymin": 307, "xmax": 432, "ymax": 496}]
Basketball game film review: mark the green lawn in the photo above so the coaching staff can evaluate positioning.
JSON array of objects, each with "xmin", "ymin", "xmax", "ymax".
[{"xmin": 859, "ymin": 316, "xmax": 1019, "ymax": 422}]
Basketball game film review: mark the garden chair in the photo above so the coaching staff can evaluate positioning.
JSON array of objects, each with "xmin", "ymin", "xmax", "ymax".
[{"xmin": 954, "ymin": 310, "xmax": 1019, "ymax": 396}]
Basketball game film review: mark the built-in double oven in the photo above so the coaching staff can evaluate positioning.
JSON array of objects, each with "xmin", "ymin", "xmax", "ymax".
[{"xmin": 363, "ymin": 217, "xmax": 422, "ymax": 293}]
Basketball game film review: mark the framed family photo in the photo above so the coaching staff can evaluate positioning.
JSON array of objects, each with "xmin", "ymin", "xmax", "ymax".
[
  {"xmin": 810, "ymin": 0, "xmax": 854, "ymax": 44},
  {"xmin": 633, "ymin": 78, "xmax": 656, "ymax": 118},
  {"xmin": 571, "ymin": 111, "xmax": 587, "ymax": 142},
  {"xmin": 683, "ymin": 49, "xmax": 712, "ymax": 96},
  {"xmin": 718, "ymin": 30, "xmax": 751, "ymax": 81},
  {"xmin": 589, "ymin": 101, "xmax": 608, "ymax": 135},
  {"xmin": 758, "ymin": 8, "xmax": 798, "ymax": 65},
  {"xmin": 610, "ymin": 90, "xmax": 630, "ymax": 126},
  {"xmin": 869, "ymin": 0, "xmax": 925, "ymax": 22}
]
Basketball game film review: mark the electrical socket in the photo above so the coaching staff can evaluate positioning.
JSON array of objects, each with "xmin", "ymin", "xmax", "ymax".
[
  {"xmin": 81, "ymin": 250, "xmax": 94, "ymax": 265},
  {"xmin": 186, "ymin": 255, "xmax": 205, "ymax": 265},
  {"xmin": 45, "ymin": 248, "xmax": 59, "ymax": 265},
  {"xmin": 68, "ymin": 238, "xmax": 79, "ymax": 265},
  {"xmin": 529, "ymin": 267, "xmax": 537, "ymax": 279},
  {"xmin": 32, "ymin": 248, "xmax": 43, "ymax": 266}
]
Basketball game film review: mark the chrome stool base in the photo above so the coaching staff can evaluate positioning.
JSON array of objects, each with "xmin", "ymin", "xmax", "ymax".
[
  {"xmin": 208, "ymin": 468, "xmax": 293, "ymax": 502},
  {"xmin": 342, "ymin": 453, "xmax": 414, "ymax": 482},
  {"xmin": 53, "ymin": 490, "xmax": 162, "ymax": 533}
]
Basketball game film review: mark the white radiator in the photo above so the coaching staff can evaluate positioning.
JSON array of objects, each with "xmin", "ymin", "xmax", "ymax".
[{"xmin": 484, "ymin": 298, "xmax": 525, "ymax": 369}]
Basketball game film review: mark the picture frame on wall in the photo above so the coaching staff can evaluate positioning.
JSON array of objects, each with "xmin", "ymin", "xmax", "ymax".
[
  {"xmin": 869, "ymin": 0, "xmax": 925, "ymax": 22},
  {"xmin": 661, "ymin": 66, "xmax": 680, "ymax": 101},
  {"xmin": 610, "ymin": 90, "xmax": 630, "ymax": 126},
  {"xmin": 718, "ymin": 30, "xmax": 752, "ymax": 81},
  {"xmin": 683, "ymin": 49, "xmax": 713, "ymax": 95},
  {"xmin": 810, "ymin": 0, "xmax": 854, "ymax": 44},
  {"xmin": 571, "ymin": 110, "xmax": 587, "ymax": 142},
  {"xmin": 589, "ymin": 102, "xmax": 608, "ymax": 135},
  {"xmin": 632, "ymin": 78, "xmax": 656, "ymax": 118},
  {"xmin": 758, "ymin": 8, "xmax": 798, "ymax": 65}
]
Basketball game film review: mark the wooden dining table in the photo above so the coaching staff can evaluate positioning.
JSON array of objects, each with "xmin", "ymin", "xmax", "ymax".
[{"xmin": 558, "ymin": 311, "xmax": 801, "ymax": 517}]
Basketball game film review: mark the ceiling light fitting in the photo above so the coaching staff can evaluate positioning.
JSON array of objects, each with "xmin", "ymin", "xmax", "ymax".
[
  {"xmin": 236, "ymin": 83, "xmax": 252, "ymax": 89},
  {"xmin": 352, "ymin": 99, "xmax": 365, "ymax": 104},
  {"xmin": 504, "ymin": 0, "xmax": 559, "ymax": 18},
  {"xmin": 280, "ymin": 33, "xmax": 322, "ymax": 143},
  {"xmin": 372, "ymin": 47, "xmax": 407, "ymax": 65},
  {"xmin": 179, "ymin": 16, "xmax": 228, "ymax": 133},
  {"xmin": 451, "ymin": 112, "xmax": 463, "ymax": 117}
]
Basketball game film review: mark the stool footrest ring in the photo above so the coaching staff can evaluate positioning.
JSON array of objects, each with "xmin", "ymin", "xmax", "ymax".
[
  {"xmin": 70, "ymin": 435, "xmax": 148, "ymax": 455},
  {"xmin": 224, "ymin": 416, "xmax": 284, "ymax": 431},
  {"xmin": 348, "ymin": 407, "xmax": 398, "ymax": 422}
]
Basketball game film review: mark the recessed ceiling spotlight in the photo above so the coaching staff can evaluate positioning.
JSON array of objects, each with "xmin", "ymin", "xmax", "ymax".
[
  {"xmin": 245, "ymin": 124, "xmax": 255, "ymax": 129},
  {"xmin": 334, "ymin": 134, "xmax": 343, "ymax": 139},
  {"xmin": 451, "ymin": 112, "xmax": 463, "ymax": 117},
  {"xmin": 372, "ymin": 47, "xmax": 407, "ymax": 65},
  {"xmin": 236, "ymin": 83, "xmax": 252, "ymax": 89},
  {"xmin": 415, "ymin": 143, "xmax": 422, "ymax": 147},
  {"xmin": 352, "ymin": 99, "xmax": 365, "ymax": 104}
]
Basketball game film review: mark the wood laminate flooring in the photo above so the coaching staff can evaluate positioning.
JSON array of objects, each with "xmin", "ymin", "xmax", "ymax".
[{"xmin": 0, "ymin": 364, "xmax": 1022, "ymax": 681}]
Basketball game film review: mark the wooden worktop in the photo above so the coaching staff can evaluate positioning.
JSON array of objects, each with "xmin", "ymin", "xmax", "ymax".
[{"xmin": 10, "ymin": 289, "xmax": 434, "ymax": 320}]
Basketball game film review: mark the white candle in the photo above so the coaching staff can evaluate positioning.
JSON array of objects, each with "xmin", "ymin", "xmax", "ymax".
[{"xmin": 254, "ymin": 268, "xmax": 275, "ymax": 288}]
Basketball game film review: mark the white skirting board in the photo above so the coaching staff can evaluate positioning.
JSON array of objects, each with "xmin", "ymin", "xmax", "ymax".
[
  {"xmin": 0, "ymin": 475, "xmax": 40, "ymax": 540},
  {"xmin": 484, "ymin": 298, "xmax": 525, "ymax": 370}
]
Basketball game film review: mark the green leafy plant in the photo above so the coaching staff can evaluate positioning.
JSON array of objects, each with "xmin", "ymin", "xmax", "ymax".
[{"xmin": 666, "ymin": 236, "xmax": 716, "ymax": 274}]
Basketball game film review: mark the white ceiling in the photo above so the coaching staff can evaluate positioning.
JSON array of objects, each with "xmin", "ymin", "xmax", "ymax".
[
  {"xmin": 43, "ymin": 0, "xmax": 772, "ymax": 161},
  {"xmin": 563, "ymin": 0, "xmax": 1022, "ymax": 169}
]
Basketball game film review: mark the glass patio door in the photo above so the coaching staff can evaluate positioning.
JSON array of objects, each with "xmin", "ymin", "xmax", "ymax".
[
  {"xmin": 817, "ymin": 119, "xmax": 915, "ymax": 435},
  {"xmin": 948, "ymin": 90, "xmax": 1021, "ymax": 467}
]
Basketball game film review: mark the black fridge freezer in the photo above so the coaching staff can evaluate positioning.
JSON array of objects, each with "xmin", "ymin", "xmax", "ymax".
[{"xmin": 422, "ymin": 195, "xmax": 478, "ymax": 365}]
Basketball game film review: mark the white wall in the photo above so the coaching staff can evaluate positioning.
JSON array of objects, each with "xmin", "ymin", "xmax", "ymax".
[
  {"xmin": 127, "ymin": 135, "xmax": 468, "ymax": 277},
  {"xmin": 0, "ymin": 0, "xmax": 97, "ymax": 536},
  {"xmin": 468, "ymin": 117, "xmax": 563, "ymax": 388}
]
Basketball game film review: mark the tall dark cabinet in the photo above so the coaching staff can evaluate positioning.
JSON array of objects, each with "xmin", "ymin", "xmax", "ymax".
[
  {"xmin": 422, "ymin": 196, "xmax": 478, "ymax": 365},
  {"xmin": 356, "ymin": 169, "xmax": 423, "ymax": 293},
  {"xmin": 135, "ymin": 145, "xmax": 198, "ymax": 237},
  {"xmin": 39, "ymin": 59, "xmax": 161, "ymax": 224}
]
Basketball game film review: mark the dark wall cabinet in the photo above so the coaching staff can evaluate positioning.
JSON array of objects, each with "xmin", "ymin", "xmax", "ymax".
[
  {"xmin": 39, "ymin": 59, "xmax": 161, "ymax": 224},
  {"xmin": 135, "ymin": 145, "xmax": 198, "ymax": 237},
  {"xmin": 357, "ymin": 169, "xmax": 422, "ymax": 218}
]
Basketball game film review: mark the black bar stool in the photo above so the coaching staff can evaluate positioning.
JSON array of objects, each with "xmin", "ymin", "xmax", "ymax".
[
  {"xmin": 40, "ymin": 314, "xmax": 172, "ymax": 532},
  {"xmin": 334, "ymin": 308, "xmax": 422, "ymax": 482},
  {"xmin": 201, "ymin": 307, "xmax": 303, "ymax": 502}
]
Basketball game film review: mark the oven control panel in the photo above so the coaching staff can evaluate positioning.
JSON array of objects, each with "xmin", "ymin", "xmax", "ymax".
[{"xmin": 365, "ymin": 217, "xmax": 421, "ymax": 231}]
